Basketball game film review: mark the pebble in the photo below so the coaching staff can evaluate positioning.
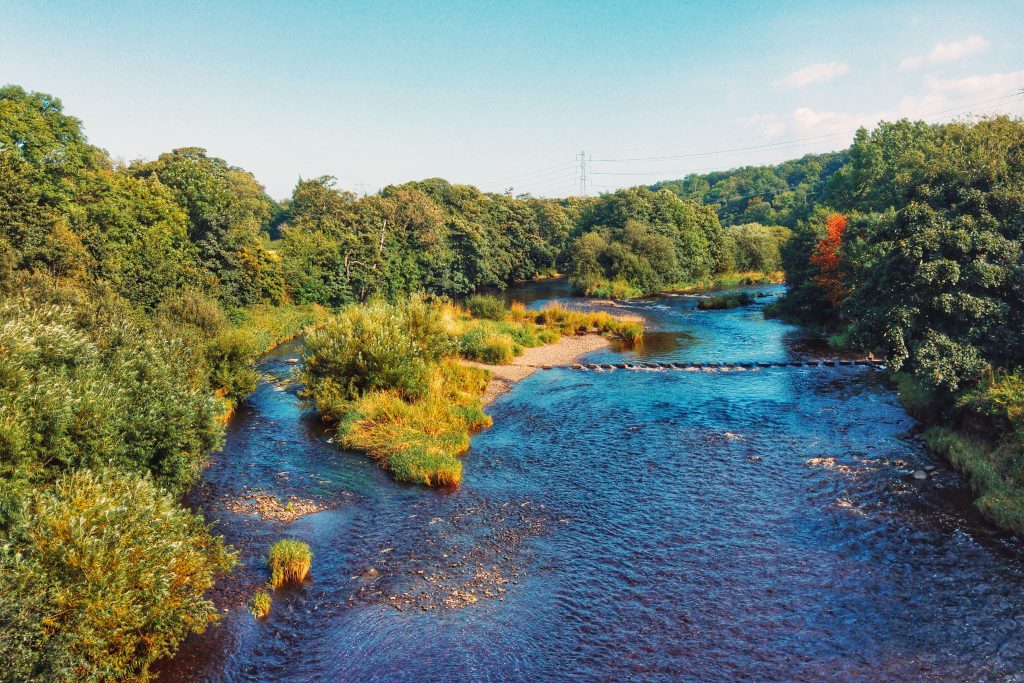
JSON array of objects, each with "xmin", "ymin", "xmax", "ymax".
[{"xmin": 912, "ymin": 470, "xmax": 928, "ymax": 480}]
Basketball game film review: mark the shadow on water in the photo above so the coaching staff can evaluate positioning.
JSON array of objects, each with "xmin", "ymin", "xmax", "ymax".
[{"xmin": 159, "ymin": 284, "xmax": 1024, "ymax": 683}]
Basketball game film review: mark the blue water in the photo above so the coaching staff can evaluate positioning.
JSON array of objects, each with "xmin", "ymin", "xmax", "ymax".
[{"xmin": 160, "ymin": 282, "xmax": 1024, "ymax": 682}]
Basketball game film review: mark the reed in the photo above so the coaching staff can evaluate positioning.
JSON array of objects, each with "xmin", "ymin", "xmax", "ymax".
[
  {"xmin": 250, "ymin": 590, "xmax": 272, "ymax": 618},
  {"xmin": 339, "ymin": 361, "xmax": 492, "ymax": 487},
  {"xmin": 267, "ymin": 539, "xmax": 313, "ymax": 588}
]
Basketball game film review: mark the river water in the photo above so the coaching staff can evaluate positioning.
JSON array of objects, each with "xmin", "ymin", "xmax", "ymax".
[{"xmin": 160, "ymin": 280, "xmax": 1024, "ymax": 682}]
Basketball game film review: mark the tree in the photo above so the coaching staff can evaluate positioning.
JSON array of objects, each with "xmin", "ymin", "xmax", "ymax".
[
  {"xmin": 809, "ymin": 212, "xmax": 848, "ymax": 307},
  {"xmin": 129, "ymin": 148, "xmax": 283, "ymax": 306}
]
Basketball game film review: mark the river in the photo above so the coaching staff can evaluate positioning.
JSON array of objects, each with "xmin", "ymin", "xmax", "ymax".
[{"xmin": 159, "ymin": 280, "xmax": 1024, "ymax": 682}]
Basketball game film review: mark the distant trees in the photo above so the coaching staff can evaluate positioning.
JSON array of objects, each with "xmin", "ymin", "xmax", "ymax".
[
  {"xmin": 652, "ymin": 150, "xmax": 847, "ymax": 228},
  {"xmin": 721, "ymin": 223, "xmax": 791, "ymax": 273},
  {"xmin": 129, "ymin": 147, "xmax": 284, "ymax": 306},
  {"xmin": 565, "ymin": 187, "xmax": 724, "ymax": 296}
]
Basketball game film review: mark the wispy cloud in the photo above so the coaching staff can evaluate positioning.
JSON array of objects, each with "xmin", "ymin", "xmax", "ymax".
[
  {"xmin": 774, "ymin": 62, "xmax": 850, "ymax": 90},
  {"xmin": 899, "ymin": 35, "xmax": 989, "ymax": 71},
  {"xmin": 743, "ymin": 69, "xmax": 1024, "ymax": 141}
]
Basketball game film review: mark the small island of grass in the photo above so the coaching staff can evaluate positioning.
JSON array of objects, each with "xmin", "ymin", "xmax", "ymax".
[{"xmin": 300, "ymin": 295, "xmax": 642, "ymax": 487}]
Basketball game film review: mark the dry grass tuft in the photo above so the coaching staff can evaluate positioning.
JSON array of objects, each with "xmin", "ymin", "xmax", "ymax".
[{"xmin": 268, "ymin": 538, "xmax": 312, "ymax": 588}]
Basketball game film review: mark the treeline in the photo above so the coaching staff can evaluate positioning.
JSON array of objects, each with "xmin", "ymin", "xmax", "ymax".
[
  {"xmin": 773, "ymin": 116, "xmax": 1024, "ymax": 534},
  {"xmin": 652, "ymin": 150, "xmax": 848, "ymax": 228}
]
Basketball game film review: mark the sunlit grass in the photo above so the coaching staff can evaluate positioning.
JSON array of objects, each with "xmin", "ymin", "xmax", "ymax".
[
  {"xmin": 338, "ymin": 361, "xmax": 492, "ymax": 487},
  {"xmin": 250, "ymin": 590, "xmax": 272, "ymax": 619},
  {"xmin": 267, "ymin": 539, "xmax": 312, "ymax": 588},
  {"xmin": 306, "ymin": 297, "xmax": 642, "ymax": 488}
]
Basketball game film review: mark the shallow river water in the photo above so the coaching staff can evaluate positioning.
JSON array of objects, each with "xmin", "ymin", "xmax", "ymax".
[{"xmin": 160, "ymin": 281, "xmax": 1024, "ymax": 682}]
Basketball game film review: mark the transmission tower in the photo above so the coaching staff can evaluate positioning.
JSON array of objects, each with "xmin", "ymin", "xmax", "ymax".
[{"xmin": 577, "ymin": 151, "xmax": 590, "ymax": 197}]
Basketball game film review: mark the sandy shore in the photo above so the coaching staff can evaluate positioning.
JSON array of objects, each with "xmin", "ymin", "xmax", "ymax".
[{"xmin": 463, "ymin": 333, "xmax": 611, "ymax": 406}]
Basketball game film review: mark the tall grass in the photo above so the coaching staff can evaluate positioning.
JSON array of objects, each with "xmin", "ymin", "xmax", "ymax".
[
  {"xmin": 303, "ymin": 297, "xmax": 641, "ymax": 487},
  {"xmin": 250, "ymin": 590, "xmax": 272, "ymax": 619},
  {"xmin": 339, "ymin": 361, "xmax": 492, "ymax": 487},
  {"xmin": 267, "ymin": 539, "xmax": 313, "ymax": 588}
]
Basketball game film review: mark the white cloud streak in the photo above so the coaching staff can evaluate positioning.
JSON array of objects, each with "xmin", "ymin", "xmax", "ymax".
[
  {"xmin": 899, "ymin": 35, "xmax": 989, "ymax": 71},
  {"xmin": 774, "ymin": 62, "xmax": 850, "ymax": 90},
  {"xmin": 742, "ymin": 69, "xmax": 1024, "ymax": 142}
]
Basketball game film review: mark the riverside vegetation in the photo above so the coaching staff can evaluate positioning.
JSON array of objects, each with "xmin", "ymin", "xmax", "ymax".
[
  {"xmin": 300, "ymin": 295, "xmax": 643, "ymax": 487},
  {"xmin": 1, "ymin": 79, "xmax": 1022, "ymax": 679}
]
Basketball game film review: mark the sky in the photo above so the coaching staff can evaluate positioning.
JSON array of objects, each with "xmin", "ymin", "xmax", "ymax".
[{"xmin": 2, "ymin": 0, "xmax": 1023, "ymax": 200}]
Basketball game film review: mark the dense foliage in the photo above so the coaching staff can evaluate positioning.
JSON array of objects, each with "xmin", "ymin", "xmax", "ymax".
[
  {"xmin": 652, "ymin": 150, "xmax": 848, "ymax": 228},
  {"xmin": 776, "ymin": 115, "xmax": 1024, "ymax": 532},
  {"xmin": 0, "ymin": 284, "xmax": 222, "ymax": 521},
  {"xmin": 565, "ymin": 187, "xmax": 726, "ymax": 296},
  {"xmin": 0, "ymin": 468, "xmax": 235, "ymax": 682}
]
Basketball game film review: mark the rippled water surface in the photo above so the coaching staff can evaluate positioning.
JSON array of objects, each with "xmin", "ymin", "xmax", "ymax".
[{"xmin": 160, "ymin": 282, "xmax": 1024, "ymax": 682}]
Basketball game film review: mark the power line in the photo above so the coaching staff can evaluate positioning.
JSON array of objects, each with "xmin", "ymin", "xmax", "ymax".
[
  {"xmin": 479, "ymin": 160, "xmax": 577, "ymax": 186},
  {"xmin": 587, "ymin": 95, "xmax": 1023, "ymax": 182},
  {"xmin": 591, "ymin": 91, "xmax": 1023, "ymax": 165}
]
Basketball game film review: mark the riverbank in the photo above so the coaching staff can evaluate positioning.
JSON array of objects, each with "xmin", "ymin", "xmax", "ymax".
[{"xmin": 464, "ymin": 333, "xmax": 612, "ymax": 405}]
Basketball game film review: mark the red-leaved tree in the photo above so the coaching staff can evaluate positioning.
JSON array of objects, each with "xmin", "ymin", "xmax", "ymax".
[{"xmin": 809, "ymin": 212, "xmax": 848, "ymax": 307}]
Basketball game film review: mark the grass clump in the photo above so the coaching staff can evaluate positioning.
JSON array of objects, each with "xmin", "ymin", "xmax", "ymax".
[
  {"xmin": 667, "ymin": 271, "xmax": 784, "ymax": 293},
  {"xmin": 0, "ymin": 468, "xmax": 236, "ymax": 682},
  {"xmin": 250, "ymin": 590, "xmax": 272, "ymax": 619},
  {"xmin": 338, "ymin": 361, "xmax": 492, "ymax": 487},
  {"xmin": 581, "ymin": 278, "xmax": 645, "ymax": 300},
  {"xmin": 458, "ymin": 328, "xmax": 521, "ymax": 364},
  {"xmin": 697, "ymin": 292, "xmax": 755, "ymax": 310},
  {"xmin": 267, "ymin": 539, "xmax": 313, "ymax": 588},
  {"xmin": 464, "ymin": 294, "xmax": 507, "ymax": 320},
  {"xmin": 925, "ymin": 427, "xmax": 1024, "ymax": 534}
]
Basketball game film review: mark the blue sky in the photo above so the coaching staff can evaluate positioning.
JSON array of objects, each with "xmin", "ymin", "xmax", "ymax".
[{"xmin": 2, "ymin": 1, "xmax": 1022, "ymax": 199}]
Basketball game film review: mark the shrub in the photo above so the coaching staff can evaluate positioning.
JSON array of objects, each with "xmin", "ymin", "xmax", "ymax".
[
  {"xmin": 339, "ymin": 361, "xmax": 492, "ymax": 487},
  {"xmin": 0, "ymin": 292, "xmax": 222, "ymax": 521},
  {"xmin": 697, "ymin": 292, "xmax": 755, "ymax": 310},
  {"xmin": 301, "ymin": 297, "xmax": 453, "ymax": 413},
  {"xmin": 267, "ymin": 539, "xmax": 312, "ymax": 589},
  {"xmin": 459, "ymin": 328, "xmax": 520, "ymax": 364},
  {"xmin": 0, "ymin": 468, "xmax": 235, "ymax": 682},
  {"xmin": 250, "ymin": 590, "xmax": 272, "ymax": 619},
  {"xmin": 464, "ymin": 294, "xmax": 507, "ymax": 320}
]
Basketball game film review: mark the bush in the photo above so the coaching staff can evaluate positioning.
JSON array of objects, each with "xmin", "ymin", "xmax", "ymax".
[
  {"xmin": 250, "ymin": 590, "xmax": 272, "ymax": 619},
  {"xmin": 0, "ymin": 468, "xmax": 235, "ymax": 682},
  {"xmin": 459, "ymin": 328, "xmax": 520, "ymax": 364},
  {"xmin": 301, "ymin": 297, "xmax": 453, "ymax": 413},
  {"xmin": 464, "ymin": 294, "xmax": 507, "ymax": 320},
  {"xmin": 267, "ymin": 539, "xmax": 312, "ymax": 589},
  {"xmin": 0, "ymin": 292, "xmax": 222, "ymax": 521},
  {"xmin": 697, "ymin": 292, "xmax": 755, "ymax": 310}
]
